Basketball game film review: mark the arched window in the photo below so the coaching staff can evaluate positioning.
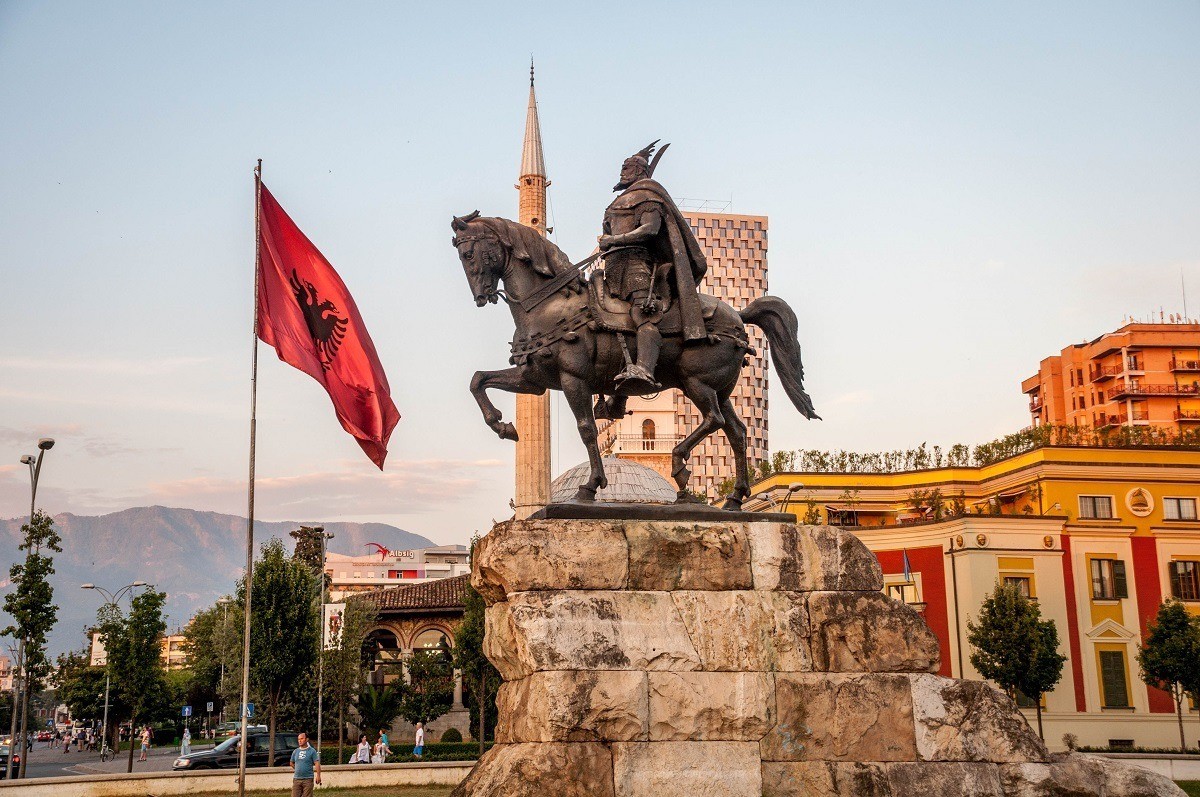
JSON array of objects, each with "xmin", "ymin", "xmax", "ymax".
[
  {"xmin": 641, "ymin": 419, "xmax": 655, "ymax": 450},
  {"xmin": 412, "ymin": 628, "xmax": 451, "ymax": 652},
  {"xmin": 362, "ymin": 629, "xmax": 402, "ymax": 686}
]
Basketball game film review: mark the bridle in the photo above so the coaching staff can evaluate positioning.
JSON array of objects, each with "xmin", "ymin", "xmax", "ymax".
[{"xmin": 453, "ymin": 230, "xmax": 517, "ymax": 304}]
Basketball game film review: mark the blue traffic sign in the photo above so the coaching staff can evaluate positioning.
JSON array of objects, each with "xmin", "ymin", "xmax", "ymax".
[
  {"xmin": 181, "ymin": 705, "xmax": 192, "ymax": 717},
  {"xmin": 242, "ymin": 703, "xmax": 255, "ymax": 718}
]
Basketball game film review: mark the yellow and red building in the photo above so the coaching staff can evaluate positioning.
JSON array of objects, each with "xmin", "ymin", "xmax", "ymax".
[{"xmin": 746, "ymin": 442, "xmax": 1200, "ymax": 749}]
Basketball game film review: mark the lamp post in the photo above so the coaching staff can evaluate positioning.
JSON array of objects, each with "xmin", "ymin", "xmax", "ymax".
[
  {"xmin": 216, "ymin": 598, "xmax": 232, "ymax": 724},
  {"xmin": 7, "ymin": 438, "xmax": 53, "ymax": 779},
  {"xmin": 81, "ymin": 581, "xmax": 148, "ymax": 759},
  {"xmin": 313, "ymin": 528, "xmax": 333, "ymax": 754}
]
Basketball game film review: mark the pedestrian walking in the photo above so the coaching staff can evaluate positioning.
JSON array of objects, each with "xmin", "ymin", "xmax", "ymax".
[
  {"xmin": 289, "ymin": 732, "xmax": 321, "ymax": 797},
  {"xmin": 138, "ymin": 726, "xmax": 150, "ymax": 761},
  {"xmin": 181, "ymin": 727, "xmax": 191, "ymax": 756},
  {"xmin": 352, "ymin": 734, "xmax": 370, "ymax": 764},
  {"xmin": 412, "ymin": 722, "xmax": 424, "ymax": 758}
]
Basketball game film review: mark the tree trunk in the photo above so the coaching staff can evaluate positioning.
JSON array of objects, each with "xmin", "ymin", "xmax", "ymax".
[
  {"xmin": 268, "ymin": 695, "xmax": 277, "ymax": 765},
  {"xmin": 1035, "ymin": 699, "xmax": 1044, "ymax": 740},
  {"xmin": 1177, "ymin": 688, "xmax": 1186, "ymax": 753},
  {"xmin": 337, "ymin": 699, "xmax": 344, "ymax": 763},
  {"xmin": 127, "ymin": 716, "xmax": 136, "ymax": 773}
]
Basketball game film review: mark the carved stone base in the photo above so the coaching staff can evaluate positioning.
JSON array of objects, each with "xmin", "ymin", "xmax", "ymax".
[{"xmin": 450, "ymin": 520, "xmax": 1183, "ymax": 797}]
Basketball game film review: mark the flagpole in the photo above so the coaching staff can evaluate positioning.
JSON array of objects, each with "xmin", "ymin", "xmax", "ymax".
[{"xmin": 237, "ymin": 158, "xmax": 262, "ymax": 797}]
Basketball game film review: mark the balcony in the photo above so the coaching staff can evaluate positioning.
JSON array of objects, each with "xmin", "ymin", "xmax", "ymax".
[
  {"xmin": 1175, "ymin": 410, "xmax": 1200, "ymax": 423},
  {"xmin": 1106, "ymin": 382, "xmax": 1200, "ymax": 401},
  {"xmin": 1116, "ymin": 410, "xmax": 1150, "ymax": 424},
  {"xmin": 1171, "ymin": 358, "xmax": 1200, "ymax": 372},
  {"xmin": 1028, "ymin": 396, "xmax": 1043, "ymax": 413},
  {"xmin": 1091, "ymin": 364, "xmax": 1123, "ymax": 382},
  {"xmin": 608, "ymin": 434, "xmax": 683, "ymax": 455},
  {"xmin": 1096, "ymin": 415, "xmax": 1121, "ymax": 429}
]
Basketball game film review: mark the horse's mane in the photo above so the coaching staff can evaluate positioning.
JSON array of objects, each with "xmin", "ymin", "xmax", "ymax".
[{"xmin": 476, "ymin": 216, "xmax": 573, "ymax": 278}]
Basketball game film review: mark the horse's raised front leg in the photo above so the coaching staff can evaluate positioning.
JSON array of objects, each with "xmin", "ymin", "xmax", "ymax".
[
  {"xmin": 469, "ymin": 367, "xmax": 544, "ymax": 442},
  {"xmin": 560, "ymin": 374, "xmax": 607, "ymax": 501}
]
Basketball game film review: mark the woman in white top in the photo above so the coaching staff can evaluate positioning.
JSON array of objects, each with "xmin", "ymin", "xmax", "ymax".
[{"xmin": 354, "ymin": 734, "xmax": 371, "ymax": 764}]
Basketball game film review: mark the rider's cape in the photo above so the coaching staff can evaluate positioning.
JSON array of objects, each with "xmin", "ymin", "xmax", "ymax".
[{"xmin": 609, "ymin": 178, "xmax": 708, "ymax": 341}]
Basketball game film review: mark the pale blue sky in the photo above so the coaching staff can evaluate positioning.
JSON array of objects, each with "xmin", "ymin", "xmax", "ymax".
[{"xmin": 1, "ymin": 1, "xmax": 1197, "ymax": 548}]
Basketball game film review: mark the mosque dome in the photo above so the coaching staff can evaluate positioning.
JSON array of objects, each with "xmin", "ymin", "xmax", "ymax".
[{"xmin": 551, "ymin": 457, "xmax": 677, "ymax": 504}]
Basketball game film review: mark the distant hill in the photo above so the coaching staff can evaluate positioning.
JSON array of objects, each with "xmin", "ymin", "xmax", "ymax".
[{"xmin": 0, "ymin": 506, "xmax": 435, "ymax": 657}]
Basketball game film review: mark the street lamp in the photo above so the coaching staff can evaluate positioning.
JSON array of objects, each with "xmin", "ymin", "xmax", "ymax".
[
  {"xmin": 6, "ymin": 437, "xmax": 54, "ymax": 779},
  {"xmin": 216, "ymin": 598, "xmax": 233, "ymax": 723},
  {"xmin": 81, "ymin": 581, "xmax": 148, "ymax": 761},
  {"xmin": 311, "ymin": 528, "xmax": 333, "ymax": 754}
]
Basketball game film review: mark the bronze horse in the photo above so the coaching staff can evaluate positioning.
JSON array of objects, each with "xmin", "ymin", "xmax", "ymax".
[{"xmin": 451, "ymin": 212, "xmax": 818, "ymax": 509}]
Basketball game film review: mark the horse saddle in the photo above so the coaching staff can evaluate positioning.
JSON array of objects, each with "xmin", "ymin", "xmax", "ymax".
[{"xmin": 586, "ymin": 269, "xmax": 719, "ymax": 335}]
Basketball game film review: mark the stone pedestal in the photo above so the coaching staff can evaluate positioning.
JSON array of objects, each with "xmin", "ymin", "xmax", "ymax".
[{"xmin": 450, "ymin": 520, "xmax": 1183, "ymax": 797}]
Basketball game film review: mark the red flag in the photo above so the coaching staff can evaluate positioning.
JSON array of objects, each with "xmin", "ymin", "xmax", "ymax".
[{"xmin": 256, "ymin": 182, "xmax": 400, "ymax": 468}]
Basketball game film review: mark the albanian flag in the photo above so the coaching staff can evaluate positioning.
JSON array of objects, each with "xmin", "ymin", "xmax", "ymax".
[{"xmin": 256, "ymin": 183, "xmax": 400, "ymax": 468}]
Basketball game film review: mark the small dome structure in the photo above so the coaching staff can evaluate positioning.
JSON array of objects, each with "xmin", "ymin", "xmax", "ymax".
[{"xmin": 551, "ymin": 457, "xmax": 677, "ymax": 504}]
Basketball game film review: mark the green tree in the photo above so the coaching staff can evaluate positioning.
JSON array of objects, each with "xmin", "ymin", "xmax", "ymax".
[
  {"xmin": 2, "ymin": 510, "xmax": 61, "ymax": 776},
  {"xmin": 967, "ymin": 582, "xmax": 1066, "ymax": 740},
  {"xmin": 54, "ymin": 648, "xmax": 109, "ymax": 724},
  {"xmin": 453, "ymin": 580, "xmax": 500, "ymax": 753},
  {"xmin": 244, "ymin": 538, "xmax": 319, "ymax": 762},
  {"xmin": 353, "ymin": 683, "xmax": 403, "ymax": 741},
  {"xmin": 289, "ymin": 526, "xmax": 328, "ymax": 576},
  {"xmin": 1137, "ymin": 599, "xmax": 1200, "ymax": 752},
  {"xmin": 323, "ymin": 597, "xmax": 376, "ymax": 760},
  {"xmin": 103, "ymin": 588, "xmax": 170, "ymax": 772},
  {"xmin": 398, "ymin": 645, "xmax": 454, "ymax": 727}
]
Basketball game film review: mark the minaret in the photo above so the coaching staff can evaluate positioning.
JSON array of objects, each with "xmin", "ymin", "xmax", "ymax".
[{"xmin": 513, "ymin": 61, "xmax": 552, "ymax": 519}]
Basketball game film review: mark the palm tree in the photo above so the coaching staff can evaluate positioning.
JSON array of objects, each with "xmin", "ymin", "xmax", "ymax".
[{"xmin": 353, "ymin": 683, "xmax": 403, "ymax": 741}]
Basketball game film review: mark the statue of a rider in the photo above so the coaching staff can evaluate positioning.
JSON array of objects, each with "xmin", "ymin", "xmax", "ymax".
[{"xmin": 598, "ymin": 141, "xmax": 708, "ymax": 396}]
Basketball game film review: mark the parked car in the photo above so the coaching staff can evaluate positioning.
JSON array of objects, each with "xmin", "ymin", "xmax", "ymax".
[
  {"xmin": 35, "ymin": 731, "xmax": 52, "ymax": 742},
  {"xmin": 212, "ymin": 721, "xmax": 267, "ymax": 738},
  {"xmin": 173, "ymin": 732, "xmax": 299, "ymax": 770},
  {"xmin": 0, "ymin": 745, "xmax": 19, "ymax": 778}
]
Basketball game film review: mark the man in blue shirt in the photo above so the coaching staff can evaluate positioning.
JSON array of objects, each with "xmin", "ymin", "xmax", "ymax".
[{"xmin": 289, "ymin": 732, "xmax": 321, "ymax": 797}]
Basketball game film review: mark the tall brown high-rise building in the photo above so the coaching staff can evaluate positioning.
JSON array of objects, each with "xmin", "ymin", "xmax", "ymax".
[
  {"xmin": 513, "ymin": 65, "xmax": 551, "ymax": 519},
  {"xmin": 602, "ymin": 210, "xmax": 770, "ymax": 498}
]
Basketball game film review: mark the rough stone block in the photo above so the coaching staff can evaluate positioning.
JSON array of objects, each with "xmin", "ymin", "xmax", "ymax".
[
  {"xmin": 749, "ymin": 524, "xmax": 883, "ymax": 592},
  {"xmin": 762, "ymin": 761, "xmax": 892, "ymax": 797},
  {"xmin": 484, "ymin": 591, "xmax": 700, "ymax": 680},
  {"xmin": 1002, "ymin": 755, "xmax": 1185, "ymax": 797},
  {"xmin": 885, "ymin": 762, "xmax": 1004, "ymax": 795},
  {"xmin": 648, "ymin": 672, "xmax": 775, "ymax": 741},
  {"xmin": 496, "ymin": 671, "xmax": 648, "ymax": 743},
  {"xmin": 672, "ymin": 590, "xmax": 812, "ymax": 671},
  {"xmin": 612, "ymin": 741, "xmax": 762, "ymax": 797},
  {"xmin": 448, "ymin": 742, "xmax": 615, "ymax": 797},
  {"xmin": 472, "ymin": 520, "xmax": 628, "ymax": 602},
  {"xmin": 910, "ymin": 674, "xmax": 1048, "ymax": 763},
  {"xmin": 808, "ymin": 591, "xmax": 941, "ymax": 672},
  {"xmin": 761, "ymin": 673, "xmax": 917, "ymax": 762},
  {"xmin": 626, "ymin": 522, "xmax": 752, "ymax": 590}
]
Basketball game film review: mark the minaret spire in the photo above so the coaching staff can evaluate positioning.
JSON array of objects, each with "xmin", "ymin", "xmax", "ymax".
[
  {"xmin": 519, "ymin": 59, "xmax": 547, "ymax": 181},
  {"xmin": 513, "ymin": 62, "xmax": 552, "ymax": 518}
]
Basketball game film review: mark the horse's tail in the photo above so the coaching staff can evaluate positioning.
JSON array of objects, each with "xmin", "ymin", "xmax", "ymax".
[{"xmin": 740, "ymin": 296, "xmax": 821, "ymax": 420}]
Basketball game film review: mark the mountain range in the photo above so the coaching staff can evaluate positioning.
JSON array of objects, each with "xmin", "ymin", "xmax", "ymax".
[{"xmin": 0, "ymin": 506, "xmax": 435, "ymax": 657}]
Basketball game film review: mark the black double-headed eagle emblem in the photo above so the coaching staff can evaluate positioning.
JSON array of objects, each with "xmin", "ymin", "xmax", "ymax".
[{"xmin": 290, "ymin": 269, "xmax": 348, "ymax": 370}]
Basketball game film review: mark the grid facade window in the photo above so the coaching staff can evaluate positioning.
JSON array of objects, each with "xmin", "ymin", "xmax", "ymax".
[
  {"xmin": 1091, "ymin": 559, "xmax": 1128, "ymax": 600},
  {"xmin": 1169, "ymin": 560, "xmax": 1200, "ymax": 601},
  {"xmin": 1079, "ymin": 495, "xmax": 1114, "ymax": 519},
  {"xmin": 1004, "ymin": 576, "xmax": 1032, "ymax": 598},
  {"xmin": 1099, "ymin": 651, "xmax": 1130, "ymax": 708},
  {"xmin": 1164, "ymin": 497, "xmax": 1198, "ymax": 521}
]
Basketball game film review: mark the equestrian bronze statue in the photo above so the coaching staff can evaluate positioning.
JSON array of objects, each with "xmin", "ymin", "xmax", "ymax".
[{"xmin": 451, "ymin": 142, "xmax": 819, "ymax": 509}]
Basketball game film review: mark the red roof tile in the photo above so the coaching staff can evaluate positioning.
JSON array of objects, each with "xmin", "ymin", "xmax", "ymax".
[{"xmin": 357, "ymin": 574, "xmax": 469, "ymax": 611}]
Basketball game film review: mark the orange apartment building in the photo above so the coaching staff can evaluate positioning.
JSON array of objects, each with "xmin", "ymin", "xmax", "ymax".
[
  {"xmin": 1024, "ymin": 321, "xmax": 1200, "ymax": 432},
  {"xmin": 601, "ymin": 210, "xmax": 770, "ymax": 497}
]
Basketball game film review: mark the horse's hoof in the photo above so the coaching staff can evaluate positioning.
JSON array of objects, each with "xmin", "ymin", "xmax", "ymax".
[
  {"xmin": 721, "ymin": 497, "xmax": 744, "ymax": 512},
  {"xmin": 574, "ymin": 486, "xmax": 597, "ymax": 502},
  {"xmin": 497, "ymin": 422, "xmax": 519, "ymax": 441},
  {"xmin": 674, "ymin": 490, "xmax": 706, "ymax": 505}
]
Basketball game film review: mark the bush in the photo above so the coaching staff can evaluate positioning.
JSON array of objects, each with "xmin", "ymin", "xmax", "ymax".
[
  {"xmin": 388, "ymin": 741, "xmax": 494, "ymax": 763},
  {"xmin": 440, "ymin": 728, "xmax": 463, "ymax": 743}
]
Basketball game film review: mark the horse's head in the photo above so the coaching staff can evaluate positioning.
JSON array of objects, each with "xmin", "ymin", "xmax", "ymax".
[{"xmin": 450, "ymin": 211, "xmax": 507, "ymax": 307}]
